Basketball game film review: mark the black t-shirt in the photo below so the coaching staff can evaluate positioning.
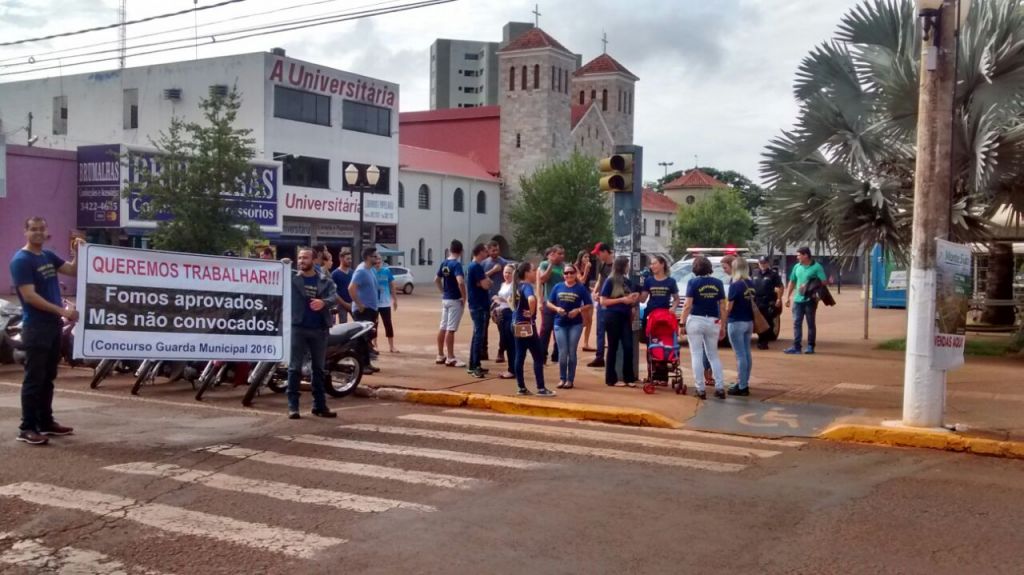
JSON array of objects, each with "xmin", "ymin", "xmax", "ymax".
[
  {"xmin": 594, "ymin": 261, "xmax": 613, "ymax": 290},
  {"xmin": 752, "ymin": 268, "xmax": 783, "ymax": 303}
]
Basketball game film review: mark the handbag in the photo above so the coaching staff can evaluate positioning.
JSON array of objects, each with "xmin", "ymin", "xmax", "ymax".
[
  {"xmin": 746, "ymin": 280, "xmax": 771, "ymax": 334},
  {"xmin": 514, "ymin": 321, "xmax": 534, "ymax": 338}
]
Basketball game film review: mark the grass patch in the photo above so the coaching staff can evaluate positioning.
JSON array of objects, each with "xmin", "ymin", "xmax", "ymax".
[{"xmin": 877, "ymin": 338, "xmax": 1018, "ymax": 357}]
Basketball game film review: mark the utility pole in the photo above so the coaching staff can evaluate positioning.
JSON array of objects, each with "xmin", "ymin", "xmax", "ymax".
[
  {"xmin": 657, "ymin": 161, "xmax": 673, "ymax": 179},
  {"xmin": 118, "ymin": 0, "xmax": 127, "ymax": 69},
  {"xmin": 902, "ymin": 0, "xmax": 961, "ymax": 428}
]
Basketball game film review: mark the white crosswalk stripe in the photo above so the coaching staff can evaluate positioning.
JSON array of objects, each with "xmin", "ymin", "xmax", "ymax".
[
  {"xmin": 196, "ymin": 444, "xmax": 483, "ymax": 489},
  {"xmin": 104, "ymin": 462, "xmax": 437, "ymax": 513},
  {"xmin": 406, "ymin": 413, "xmax": 782, "ymax": 458},
  {"xmin": 340, "ymin": 424, "xmax": 747, "ymax": 472},
  {"xmin": 440, "ymin": 409, "xmax": 807, "ymax": 448},
  {"xmin": 0, "ymin": 533, "xmax": 173, "ymax": 575},
  {"xmin": 280, "ymin": 434, "xmax": 550, "ymax": 469},
  {"xmin": 0, "ymin": 482, "xmax": 345, "ymax": 559}
]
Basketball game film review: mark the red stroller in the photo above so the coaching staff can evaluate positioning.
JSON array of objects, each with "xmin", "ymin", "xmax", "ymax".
[{"xmin": 643, "ymin": 308, "xmax": 685, "ymax": 395}]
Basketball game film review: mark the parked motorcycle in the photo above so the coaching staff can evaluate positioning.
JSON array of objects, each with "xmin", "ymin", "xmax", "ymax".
[
  {"xmin": 89, "ymin": 359, "xmax": 141, "ymax": 389},
  {"xmin": 4, "ymin": 296, "xmax": 81, "ymax": 367},
  {"xmin": 129, "ymin": 360, "xmax": 202, "ymax": 395},
  {"xmin": 242, "ymin": 321, "xmax": 374, "ymax": 407},
  {"xmin": 0, "ymin": 301, "xmax": 22, "ymax": 365}
]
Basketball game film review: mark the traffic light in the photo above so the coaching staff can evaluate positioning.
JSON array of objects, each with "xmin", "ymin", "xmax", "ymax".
[{"xmin": 598, "ymin": 153, "xmax": 634, "ymax": 192}]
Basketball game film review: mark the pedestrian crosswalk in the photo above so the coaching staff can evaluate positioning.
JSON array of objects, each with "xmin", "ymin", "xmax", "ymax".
[{"xmin": 0, "ymin": 408, "xmax": 803, "ymax": 573}]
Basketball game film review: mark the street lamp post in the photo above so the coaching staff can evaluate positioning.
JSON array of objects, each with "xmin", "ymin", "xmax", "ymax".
[
  {"xmin": 344, "ymin": 164, "xmax": 380, "ymax": 260},
  {"xmin": 902, "ymin": 0, "xmax": 968, "ymax": 428}
]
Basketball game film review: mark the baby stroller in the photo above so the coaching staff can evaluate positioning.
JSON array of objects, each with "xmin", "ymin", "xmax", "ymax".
[{"xmin": 643, "ymin": 308, "xmax": 685, "ymax": 395}]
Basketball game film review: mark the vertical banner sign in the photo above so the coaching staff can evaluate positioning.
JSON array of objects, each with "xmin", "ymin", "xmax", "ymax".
[
  {"xmin": 73, "ymin": 245, "xmax": 291, "ymax": 362},
  {"xmin": 931, "ymin": 239, "xmax": 972, "ymax": 370},
  {"xmin": 76, "ymin": 144, "xmax": 122, "ymax": 227}
]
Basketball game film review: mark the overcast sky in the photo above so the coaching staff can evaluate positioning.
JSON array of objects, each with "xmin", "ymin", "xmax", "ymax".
[{"xmin": 0, "ymin": 0, "xmax": 860, "ymax": 183}]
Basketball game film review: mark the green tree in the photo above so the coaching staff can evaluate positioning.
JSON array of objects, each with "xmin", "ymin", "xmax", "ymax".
[
  {"xmin": 670, "ymin": 188, "xmax": 754, "ymax": 258},
  {"xmin": 125, "ymin": 89, "xmax": 263, "ymax": 255},
  {"xmin": 509, "ymin": 152, "xmax": 612, "ymax": 258}
]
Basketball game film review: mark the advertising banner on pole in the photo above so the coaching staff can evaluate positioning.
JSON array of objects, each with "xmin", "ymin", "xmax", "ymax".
[
  {"xmin": 931, "ymin": 239, "xmax": 972, "ymax": 370},
  {"xmin": 73, "ymin": 245, "xmax": 291, "ymax": 362}
]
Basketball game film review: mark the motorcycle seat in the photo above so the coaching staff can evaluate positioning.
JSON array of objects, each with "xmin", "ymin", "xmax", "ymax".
[{"xmin": 327, "ymin": 323, "xmax": 365, "ymax": 347}]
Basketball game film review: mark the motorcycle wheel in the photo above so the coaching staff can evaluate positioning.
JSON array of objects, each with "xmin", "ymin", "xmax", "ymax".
[
  {"xmin": 130, "ymin": 361, "xmax": 155, "ymax": 396},
  {"xmin": 324, "ymin": 353, "xmax": 363, "ymax": 398},
  {"xmin": 194, "ymin": 364, "xmax": 220, "ymax": 401},
  {"xmin": 89, "ymin": 359, "xmax": 116, "ymax": 389},
  {"xmin": 243, "ymin": 364, "xmax": 277, "ymax": 406},
  {"xmin": 267, "ymin": 371, "xmax": 288, "ymax": 394}
]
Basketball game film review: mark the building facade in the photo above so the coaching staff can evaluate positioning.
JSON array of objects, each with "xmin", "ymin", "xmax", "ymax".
[
  {"xmin": 641, "ymin": 188, "xmax": 678, "ymax": 255},
  {"xmin": 663, "ymin": 168, "xmax": 730, "ymax": 208},
  {"xmin": 429, "ymin": 22, "xmax": 535, "ymax": 110},
  {"xmin": 0, "ymin": 50, "xmax": 400, "ymax": 259}
]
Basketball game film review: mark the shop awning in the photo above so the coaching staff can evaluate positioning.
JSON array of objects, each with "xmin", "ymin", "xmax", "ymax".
[{"xmin": 376, "ymin": 243, "xmax": 403, "ymax": 257}]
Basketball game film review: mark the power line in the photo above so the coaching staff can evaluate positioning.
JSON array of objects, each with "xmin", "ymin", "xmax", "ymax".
[
  {"xmin": 0, "ymin": 0, "xmax": 249, "ymax": 48},
  {"xmin": 0, "ymin": 0, "xmax": 455, "ymax": 77}
]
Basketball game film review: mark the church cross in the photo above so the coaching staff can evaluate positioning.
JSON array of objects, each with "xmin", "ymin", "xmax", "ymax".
[
  {"xmin": 532, "ymin": 4, "xmax": 541, "ymax": 27},
  {"xmin": 601, "ymin": 31, "xmax": 608, "ymax": 53}
]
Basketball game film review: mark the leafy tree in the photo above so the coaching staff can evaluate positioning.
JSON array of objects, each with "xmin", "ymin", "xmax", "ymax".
[
  {"xmin": 509, "ymin": 152, "xmax": 612, "ymax": 258},
  {"xmin": 124, "ymin": 89, "xmax": 263, "ymax": 255},
  {"xmin": 670, "ymin": 188, "xmax": 754, "ymax": 258}
]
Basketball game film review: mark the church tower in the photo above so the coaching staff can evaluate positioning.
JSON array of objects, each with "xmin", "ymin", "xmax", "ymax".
[
  {"xmin": 570, "ymin": 52, "xmax": 638, "ymax": 146},
  {"xmin": 497, "ymin": 28, "xmax": 576, "ymax": 235}
]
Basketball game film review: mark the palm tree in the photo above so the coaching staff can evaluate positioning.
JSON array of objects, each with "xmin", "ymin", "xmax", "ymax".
[{"xmin": 761, "ymin": 0, "xmax": 1024, "ymax": 325}]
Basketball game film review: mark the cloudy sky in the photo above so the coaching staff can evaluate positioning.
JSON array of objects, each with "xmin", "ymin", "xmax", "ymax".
[{"xmin": 0, "ymin": 0, "xmax": 860, "ymax": 183}]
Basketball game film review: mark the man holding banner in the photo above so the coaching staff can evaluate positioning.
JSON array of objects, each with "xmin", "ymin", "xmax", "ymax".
[
  {"xmin": 288, "ymin": 248, "xmax": 339, "ymax": 420},
  {"xmin": 10, "ymin": 217, "xmax": 81, "ymax": 446}
]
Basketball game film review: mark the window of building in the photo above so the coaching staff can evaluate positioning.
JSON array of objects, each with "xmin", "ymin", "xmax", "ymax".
[
  {"xmin": 655, "ymin": 220, "xmax": 663, "ymax": 237},
  {"xmin": 417, "ymin": 238, "xmax": 426, "ymax": 264},
  {"xmin": 464, "ymin": 53, "xmax": 479, "ymax": 60},
  {"xmin": 516, "ymin": 133, "xmax": 521, "ymax": 148},
  {"xmin": 534, "ymin": 64, "xmax": 540, "ymax": 89},
  {"xmin": 602, "ymin": 89, "xmax": 608, "ymax": 112},
  {"xmin": 279, "ymin": 154, "xmax": 330, "ymax": 189},
  {"xmin": 686, "ymin": 195, "xmax": 696, "ymax": 205},
  {"xmin": 342, "ymin": 100, "xmax": 391, "ymax": 137},
  {"xmin": 629, "ymin": 90, "xmax": 634, "ymax": 115},
  {"xmin": 521, "ymin": 65, "xmax": 527, "ymax": 90},
  {"xmin": 563, "ymin": 69, "xmax": 569, "ymax": 94},
  {"xmin": 418, "ymin": 184, "xmax": 430, "ymax": 210},
  {"xmin": 509, "ymin": 66, "xmax": 515, "ymax": 91},
  {"xmin": 579, "ymin": 91, "xmax": 585, "ymax": 105},
  {"xmin": 476, "ymin": 190, "xmax": 487, "ymax": 214},
  {"xmin": 644, "ymin": 218, "xmax": 648, "ymax": 235},
  {"xmin": 411, "ymin": 248, "xmax": 417, "ymax": 266},
  {"xmin": 52, "ymin": 96, "xmax": 67, "ymax": 135},
  {"xmin": 398, "ymin": 182, "xmax": 405, "ymax": 208},
  {"xmin": 453, "ymin": 187, "xmax": 464, "ymax": 212},
  {"xmin": 274, "ymin": 85, "xmax": 330, "ymax": 126},
  {"xmin": 123, "ymin": 88, "xmax": 138, "ymax": 130},
  {"xmin": 590, "ymin": 89, "xmax": 596, "ymax": 102},
  {"xmin": 551, "ymin": 66, "xmax": 556, "ymax": 91}
]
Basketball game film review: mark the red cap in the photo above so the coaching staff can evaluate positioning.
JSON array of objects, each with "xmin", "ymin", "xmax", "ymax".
[{"xmin": 590, "ymin": 242, "xmax": 611, "ymax": 255}]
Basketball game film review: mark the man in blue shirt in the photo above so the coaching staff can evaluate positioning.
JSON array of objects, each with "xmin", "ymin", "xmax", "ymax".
[
  {"xmin": 465, "ymin": 244, "xmax": 493, "ymax": 377},
  {"xmin": 288, "ymin": 247, "xmax": 338, "ymax": 420},
  {"xmin": 9, "ymin": 217, "xmax": 82, "ymax": 445},
  {"xmin": 331, "ymin": 248, "xmax": 354, "ymax": 323},
  {"xmin": 434, "ymin": 240, "xmax": 467, "ymax": 367},
  {"xmin": 482, "ymin": 240, "xmax": 508, "ymax": 362},
  {"xmin": 349, "ymin": 247, "xmax": 380, "ymax": 327}
]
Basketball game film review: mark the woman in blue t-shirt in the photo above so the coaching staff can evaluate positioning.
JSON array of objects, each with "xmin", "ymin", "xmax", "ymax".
[
  {"xmin": 599, "ymin": 256, "xmax": 640, "ymax": 387},
  {"xmin": 545, "ymin": 264, "xmax": 593, "ymax": 389},
  {"xmin": 512, "ymin": 262, "xmax": 554, "ymax": 397},
  {"xmin": 679, "ymin": 256, "xmax": 727, "ymax": 400},
  {"xmin": 726, "ymin": 262, "xmax": 756, "ymax": 396}
]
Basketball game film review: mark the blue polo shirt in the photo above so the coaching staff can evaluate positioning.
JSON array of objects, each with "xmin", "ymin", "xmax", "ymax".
[
  {"xmin": 599, "ymin": 277, "xmax": 634, "ymax": 316},
  {"xmin": 643, "ymin": 276, "xmax": 679, "ymax": 310},
  {"xmin": 10, "ymin": 249, "xmax": 65, "ymax": 326},
  {"xmin": 728, "ymin": 279, "xmax": 756, "ymax": 323},
  {"xmin": 331, "ymin": 268, "xmax": 353, "ymax": 304},
  {"xmin": 436, "ymin": 259, "xmax": 464, "ymax": 300},
  {"xmin": 686, "ymin": 276, "xmax": 725, "ymax": 318},
  {"xmin": 547, "ymin": 282, "xmax": 592, "ymax": 327},
  {"xmin": 514, "ymin": 284, "xmax": 536, "ymax": 324},
  {"xmin": 466, "ymin": 260, "xmax": 490, "ymax": 311}
]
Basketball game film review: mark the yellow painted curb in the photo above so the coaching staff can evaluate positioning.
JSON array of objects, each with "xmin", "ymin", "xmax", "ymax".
[
  {"xmin": 820, "ymin": 425, "xmax": 1024, "ymax": 459},
  {"xmin": 372, "ymin": 387, "xmax": 682, "ymax": 429}
]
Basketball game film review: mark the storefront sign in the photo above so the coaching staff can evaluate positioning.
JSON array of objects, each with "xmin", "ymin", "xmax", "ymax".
[
  {"xmin": 125, "ymin": 149, "xmax": 281, "ymax": 231},
  {"xmin": 282, "ymin": 220, "xmax": 312, "ymax": 237},
  {"xmin": 77, "ymin": 145, "xmax": 122, "ymax": 227},
  {"xmin": 932, "ymin": 239, "xmax": 972, "ymax": 371},
  {"xmin": 73, "ymin": 244, "xmax": 290, "ymax": 362},
  {"xmin": 281, "ymin": 188, "xmax": 397, "ymax": 223},
  {"xmin": 316, "ymin": 222, "xmax": 355, "ymax": 238},
  {"xmin": 374, "ymin": 225, "xmax": 397, "ymax": 244},
  {"xmin": 268, "ymin": 56, "xmax": 398, "ymax": 108}
]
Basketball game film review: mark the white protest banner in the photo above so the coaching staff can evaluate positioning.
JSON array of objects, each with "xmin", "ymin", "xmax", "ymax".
[
  {"xmin": 73, "ymin": 245, "xmax": 291, "ymax": 362},
  {"xmin": 931, "ymin": 239, "xmax": 972, "ymax": 371}
]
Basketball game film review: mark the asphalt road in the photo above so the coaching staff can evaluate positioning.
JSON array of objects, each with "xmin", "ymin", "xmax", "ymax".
[{"xmin": 0, "ymin": 379, "xmax": 1022, "ymax": 575}]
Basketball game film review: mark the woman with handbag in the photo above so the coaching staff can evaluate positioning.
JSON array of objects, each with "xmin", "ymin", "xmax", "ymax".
[
  {"xmin": 725, "ymin": 262, "xmax": 761, "ymax": 396},
  {"xmin": 493, "ymin": 264, "xmax": 516, "ymax": 380},
  {"xmin": 512, "ymin": 262, "xmax": 555, "ymax": 396},
  {"xmin": 599, "ymin": 256, "xmax": 640, "ymax": 387}
]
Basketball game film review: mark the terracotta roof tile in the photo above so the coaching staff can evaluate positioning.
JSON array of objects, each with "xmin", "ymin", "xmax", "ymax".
[
  {"xmin": 399, "ymin": 145, "xmax": 499, "ymax": 182},
  {"xmin": 663, "ymin": 169, "xmax": 729, "ymax": 190},
  {"xmin": 570, "ymin": 102, "xmax": 592, "ymax": 129},
  {"xmin": 498, "ymin": 28, "xmax": 572, "ymax": 54},
  {"xmin": 573, "ymin": 53, "xmax": 638, "ymax": 80},
  {"xmin": 643, "ymin": 188, "xmax": 679, "ymax": 213}
]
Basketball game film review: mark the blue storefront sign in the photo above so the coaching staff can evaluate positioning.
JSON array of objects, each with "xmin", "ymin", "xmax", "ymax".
[{"xmin": 76, "ymin": 145, "xmax": 123, "ymax": 228}]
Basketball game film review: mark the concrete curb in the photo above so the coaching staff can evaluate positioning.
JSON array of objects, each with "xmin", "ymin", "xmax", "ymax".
[
  {"xmin": 356, "ymin": 386, "xmax": 683, "ymax": 429},
  {"xmin": 820, "ymin": 424, "xmax": 1024, "ymax": 459}
]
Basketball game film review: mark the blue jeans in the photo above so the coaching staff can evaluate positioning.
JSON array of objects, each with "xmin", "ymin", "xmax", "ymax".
[
  {"xmin": 603, "ymin": 311, "xmax": 635, "ymax": 385},
  {"xmin": 594, "ymin": 302, "xmax": 606, "ymax": 359},
  {"xmin": 553, "ymin": 323, "xmax": 583, "ymax": 383},
  {"xmin": 727, "ymin": 321, "xmax": 753, "ymax": 390},
  {"xmin": 540, "ymin": 308, "xmax": 559, "ymax": 363},
  {"xmin": 287, "ymin": 326, "xmax": 328, "ymax": 413},
  {"xmin": 469, "ymin": 307, "xmax": 488, "ymax": 370},
  {"xmin": 497, "ymin": 309, "xmax": 513, "ymax": 363},
  {"xmin": 514, "ymin": 331, "xmax": 546, "ymax": 391},
  {"xmin": 792, "ymin": 300, "xmax": 819, "ymax": 348}
]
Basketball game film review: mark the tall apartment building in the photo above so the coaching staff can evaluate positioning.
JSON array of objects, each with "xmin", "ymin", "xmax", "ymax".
[{"xmin": 429, "ymin": 22, "xmax": 535, "ymax": 110}]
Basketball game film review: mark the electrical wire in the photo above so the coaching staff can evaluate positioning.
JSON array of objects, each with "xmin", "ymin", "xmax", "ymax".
[
  {"xmin": 0, "ymin": 0, "xmax": 250, "ymax": 47},
  {"xmin": 0, "ymin": 0, "xmax": 455, "ymax": 77}
]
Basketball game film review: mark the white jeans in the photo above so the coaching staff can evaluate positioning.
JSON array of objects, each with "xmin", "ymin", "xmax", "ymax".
[
  {"xmin": 439, "ymin": 299, "xmax": 464, "ymax": 331},
  {"xmin": 686, "ymin": 315, "xmax": 724, "ymax": 392}
]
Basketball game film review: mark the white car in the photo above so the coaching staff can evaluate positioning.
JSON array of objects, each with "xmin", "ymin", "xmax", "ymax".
[{"xmin": 390, "ymin": 266, "xmax": 416, "ymax": 294}]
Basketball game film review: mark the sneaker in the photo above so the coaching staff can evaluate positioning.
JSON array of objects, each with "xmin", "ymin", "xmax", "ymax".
[
  {"xmin": 435, "ymin": 355, "xmax": 447, "ymax": 364},
  {"xmin": 727, "ymin": 384, "xmax": 750, "ymax": 397},
  {"xmin": 16, "ymin": 430, "xmax": 48, "ymax": 445},
  {"xmin": 804, "ymin": 346, "xmax": 816, "ymax": 355},
  {"xmin": 695, "ymin": 390, "xmax": 707, "ymax": 400},
  {"xmin": 446, "ymin": 358, "xmax": 467, "ymax": 368},
  {"xmin": 587, "ymin": 358, "xmax": 605, "ymax": 368},
  {"xmin": 312, "ymin": 409, "xmax": 337, "ymax": 418},
  {"xmin": 288, "ymin": 411, "xmax": 301, "ymax": 420},
  {"xmin": 39, "ymin": 422, "xmax": 74, "ymax": 436},
  {"xmin": 467, "ymin": 368, "xmax": 487, "ymax": 378},
  {"xmin": 756, "ymin": 342, "xmax": 770, "ymax": 350},
  {"xmin": 535, "ymin": 388, "xmax": 556, "ymax": 397},
  {"xmin": 714, "ymin": 389, "xmax": 727, "ymax": 400},
  {"xmin": 516, "ymin": 387, "xmax": 532, "ymax": 396},
  {"xmin": 783, "ymin": 346, "xmax": 802, "ymax": 354}
]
